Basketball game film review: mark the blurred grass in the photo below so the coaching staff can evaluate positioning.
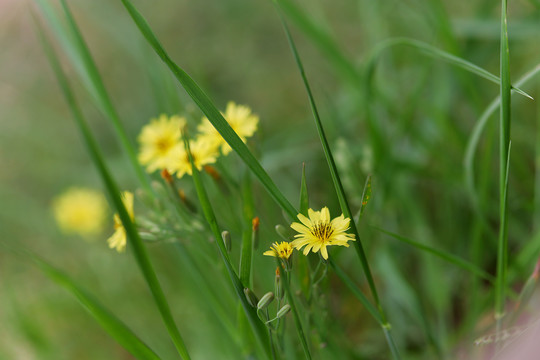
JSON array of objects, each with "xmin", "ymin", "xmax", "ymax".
[{"xmin": 1, "ymin": 0, "xmax": 540, "ymax": 358}]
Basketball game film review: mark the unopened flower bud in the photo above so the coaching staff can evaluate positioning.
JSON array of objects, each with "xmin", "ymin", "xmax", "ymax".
[
  {"xmin": 257, "ymin": 292, "xmax": 275, "ymax": 310},
  {"xmin": 276, "ymin": 304, "xmax": 291, "ymax": 318},
  {"xmin": 221, "ymin": 231, "xmax": 232, "ymax": 252},
  {"xmin": 244, "ymin": 288, "xmax": 259, "ymax": 308},
  {"xmin": 252, "ymin": 217, "xmax": 260, "ymax": 249},
  {"xmin": 275, "ymin": 224, "xmax": 289, "ymax": 240}
]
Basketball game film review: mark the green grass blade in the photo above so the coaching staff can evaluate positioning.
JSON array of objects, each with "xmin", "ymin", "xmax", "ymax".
[
  {"xmin": 52, "ymin": 0, "xmax": 153, "ymax": 195},
  {"xmin": 32, "ymin": 256, "xmax": 161, "ymax": 360},
  {"xmin": 464, "ymin": 64, "xmax": 540, "ymax": 204},
  {"xmin": 118, "ymin": 0, "xmax": 297, "ymax": 220},
  {"xmin": 495, "ymin": 0, "xmax": 512, "ymax": 333},
  {"xmin": 299, "ymin": 163, "xmax": 309, "ymax": 216},
  {"xmin": 273, "ymin": 4, "xmax": 399, "ymax": 358},
  {"xmin": 365, "ymin": 37, "xmax": 531, "ymax": 99},
  {"xmin": 182, "ymin": 137, "xmax": 271, "ymax": 359},
  {"xmin": 37, "ymin": 23, "xmax": 191, "ymax": 360},
  {"xmin": 374, "ymin": 227, "xmax": 495, "ymax": 282},
  {"xmin": 240, "ymin": 171, "xmax": 254, "ymax": 287}
]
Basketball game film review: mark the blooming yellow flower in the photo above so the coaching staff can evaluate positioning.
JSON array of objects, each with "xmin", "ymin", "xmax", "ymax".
[
  {"xmin": 138, "ymin": 114, "xmax": 186, "ymax": 173},
  {"xmin": 166, "ymin": 138, "xmax": 218, "ymax": 178},
  {"xmin": 107, "ymin": 191, "xmax": 134, "ymax": 253},
  {"xmin": 53, "ymin": 187, "xmax": 107, "ymax": 237},
  {"xmin": 198, "ymin": 101, "xmax": 259, "ymax": 155},
  {"xmin": 290, "ymin": 207, "xmax": 355, "ymax": 260},
  {"xmin": 264, "ymin": 241, "xmax": 293, "ymax": 260}
]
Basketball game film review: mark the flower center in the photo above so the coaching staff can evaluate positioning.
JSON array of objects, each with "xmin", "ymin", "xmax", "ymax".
[
  {"xmin": 155, "ymin": 137, "xmax": 173, "ymax": 154},
  {"xmin": 311, "ymin": 221, "xmax": 334, "ymax": 243}
]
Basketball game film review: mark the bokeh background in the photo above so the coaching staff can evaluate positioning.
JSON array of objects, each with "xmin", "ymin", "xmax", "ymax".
[{"xmin": 1, "ymin": 0, "xmax": 540, "ymax": 359}]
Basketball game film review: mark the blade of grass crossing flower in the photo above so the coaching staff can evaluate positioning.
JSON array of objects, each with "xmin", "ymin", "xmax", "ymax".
[
  {"xmin": 37, "ymin": 24, "xmax": 191, "ymax": 360},
  {"xmin": 365, "ymin": 37, "xmax": 531, "ymax": 99},
  {"xmin": 299, "ymin": 163, "xmax": 309, "ymax": 216},
  {"xmin": 273, "ymin": 5, "xmax": 400, "ymax": 358},
  {"xmin": 278, "ymin": 262, "xmax": 312, "ymax": 360},
  {"xmin": 374, "ymin": 227, "xmax": 494, "ymax": 282},
  {"xmin": 32, "ymin": 257, "xmax": 161, "ymax": 360},
  {"xmin": 119, "ymin": 0, "xmax": 297, "ymax": 220},
  {"xmin": 274, "ymin": 0, "xmax": 385, "ymax": 321},
  {"xmin": 56, "ymin": 0, "xmax": 153, "ymax": 195},
  {"xmin": 182, "ymin": 136, "xmax": 272, "ymax": 358},
  {"xmin": 495, "ymin": 0, "xmax": 512, "ymax": 334},
  {"xmin": 240, "ymin": 170, "xmax": 254, "ymax": 287}
]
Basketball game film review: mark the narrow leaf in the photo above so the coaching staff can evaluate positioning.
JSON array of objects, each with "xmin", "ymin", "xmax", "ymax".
[
  {"xmin": 355, "ymin": 175, "xmax": 372, "ymax": 224},
  {"xmin": 299, "ymin": 162, "xmax": 309, "ymax": 216}
]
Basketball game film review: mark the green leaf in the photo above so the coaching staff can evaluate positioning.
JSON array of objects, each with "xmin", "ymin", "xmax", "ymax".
[
  {"xmin": 355, "ymin": 175, "xmax": 372, "ymax": 224},
  {"xmin": 36, "ymin": 20, "xmax": 191, "ymax": 360},
  {"xmin": 239, "ymin": 170, "xmax": 254, "ymax": 287}
]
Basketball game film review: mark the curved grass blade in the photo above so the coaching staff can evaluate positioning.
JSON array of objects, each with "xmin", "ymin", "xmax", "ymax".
[
  {"xmin": 43, "ymin": 0, "xmax": 153, "ymax": 195},
  {"xmin": 355, "ymin": 175, "xmax": 372, "ymax": 224},
  {"xmin": 273, "ymin": 3, "xmax": 400, "ymax": 358},
  {"xmin": 182, "ymin": 136, "xmax": 272, "ymax": 359},
  {"xmin": 365, "ymin": 37, "xmax": 531, "ymax": 99},
  {"xmin": 464, "ymin": 64, "xmax": 540, "ymax": 204},
  {"xmin": 37, "ymin": 23, "xmax": 191, "ymax": 360},
  {"xmin": 118, "ymin": 0, "xmax": 297, "ymax": 219},
  {"xmin": 32, "ymin": 256, "xmax": 161, "ymax": 360},
  {"xmin": 374, "ymin": 227, "xmax": 494, "ymax": 282}
]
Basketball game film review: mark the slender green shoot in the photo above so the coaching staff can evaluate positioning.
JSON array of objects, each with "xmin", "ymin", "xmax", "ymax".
[
  {"xmin": 299, "ymin": 163, "xmax": 309, "ymax": 216},
  {"xmin": 38, "ymin": 23, "xmax": 191, "ymax": 360},
  {"xmin": 495, "ymin": 0, "xmax": 512, "ymax": 334},
  {"xmin": 240, "ymin": 171, "xmax": 255, "ymax": 287}
]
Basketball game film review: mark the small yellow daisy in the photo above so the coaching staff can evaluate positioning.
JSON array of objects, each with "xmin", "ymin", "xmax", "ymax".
[
  {"xmin": 290, "ymin": 207, "xmax": 355, "ymax": 260},
  {"xmin": 138, "ymin": 114, "xmax": 186, "ymax": 173},
  {"xmin": 264, "ymin": 241, "xmax": 294, "ymax": 260},
  {"xmin": 165, "ymin": 138, "xmax": 218, "ymax": 178},
  {"xmin": 198, "ymin": 101, "xmax": 259, "ymax": 155},
  {"xmin": 107, "ymin": 191, "xmax": 134, "ymax": 253},
  {"xmin": 53, "ymin": 187, "xmax": 107, "ymax": 237}
]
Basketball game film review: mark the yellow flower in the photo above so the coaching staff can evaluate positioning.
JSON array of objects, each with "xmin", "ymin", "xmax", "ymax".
[
  {"xmin": 264, "ymin": 241, "xmax": 293, "ymax": 260},
  {"xmin": 138, "ymin": 114, "xmax": 186, "ymax": 173},
  {"xmin": 198, "ymin": 101, "xmax": 259, "ymax": 155},
  {"xmin": 166, "ymin": 138, "xmax": 218, "ymax": 178},
  {"xmin": 107, "ymin": 191, "xmax": 134, "ymax": 253},
  {"xmin": 53, "ymin": 187, "xmax": 107, "ymax": 237},
  {"xmin": 290, "ymin": 207, "xmax": 355, "ymax": 260}
]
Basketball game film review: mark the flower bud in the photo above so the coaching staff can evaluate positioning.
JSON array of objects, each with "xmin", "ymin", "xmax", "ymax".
[
  {"xmin": 244, "ymin": 288, "xmax": 259, "ymax": 308},
  {"xmin": 276, "ymin": 304, "xmax": 291, "ymax": 318},
  {"xmin": 275, "ymin": 224, "xmax": 289, "ymax": 240},
  {"xmin": 257, "ymin": 292, "xmax": 275, "ymax": 310},
  {"xmin": 221, "ymin": 231, "xmax": 232, "ymax": 252}
]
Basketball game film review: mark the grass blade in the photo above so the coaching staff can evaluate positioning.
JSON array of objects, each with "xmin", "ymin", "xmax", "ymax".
[
  {"xmin": 374, "ymin": 227, "xmax": 495, "ymax": 282},
  {"xmin": 118, "ymin": 0, "xmax": 297, "ymax": 219},
  {"xmin": 495, "ymin": 0, "xmax": 512, "ymax": 334},
  {"xmin": 273, "ymin": 3, "xmax": 400, "ymax": 357},
  {"xmin": 182, "ymin": 137, "xmax": 272, "ymax": 359},
  {"xmin": 48, "ymin": 0, "xmax": 153, "ymax": 195},
  {"xmin": 365, "ymin": 37, "xmax": 531, "ymax": 99},
  {"xmin": 37, "ymin": 22, "xmax": 191, "ymax": 360},
  {"xmin": 355, "ymin": 175, "xmax": 372, "ymax": 224},
  {"xmin": 32, "ymin": 256, "xmax": 161, "ymax": 360}
]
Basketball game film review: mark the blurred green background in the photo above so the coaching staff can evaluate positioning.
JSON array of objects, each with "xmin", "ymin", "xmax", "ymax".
[{"xmin": 1, "ymin": 0, "xmax": 540, "ymax": 359}]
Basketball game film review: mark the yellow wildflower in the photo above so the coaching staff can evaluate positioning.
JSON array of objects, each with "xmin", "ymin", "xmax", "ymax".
[
  {"xmin": 138, "ymin": 114, "xmax": 186, "ymax": 173},
  {"xmin": 53, "ymin": 187, "xmax": 107, "ymax": 237},
  {"xmin": 107, "ymin": 191, "xmax": 134, "ymax": 253},
  {"xmin": 264, "ymin": 241, "xmax": 293, "ymax": 260},
  {"xmin": 290, "ymin": 207, "xmax": 355, "ymax": 260},
  {"xmin": 198, "ymin": 101, "xmax": 259, "ymax": 155},
  {"xmin": 166, "ymin": 138, "xmax": 218, "ymax": 178}
]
